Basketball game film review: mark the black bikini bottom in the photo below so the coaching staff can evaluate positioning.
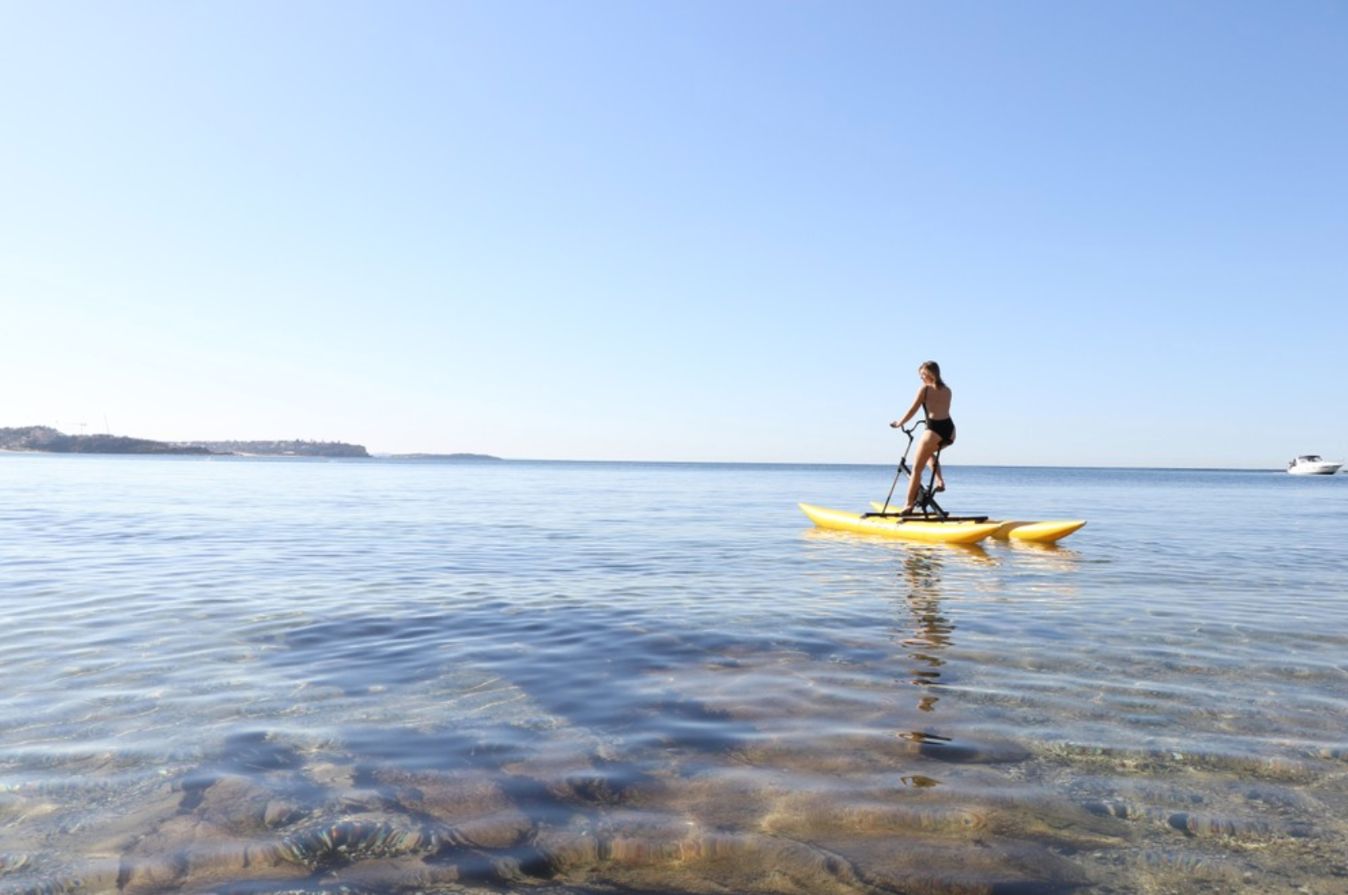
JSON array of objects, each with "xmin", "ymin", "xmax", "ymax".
[{"xmin": 927, "ymin": 417, "xmax": 955, "ymax": 447}]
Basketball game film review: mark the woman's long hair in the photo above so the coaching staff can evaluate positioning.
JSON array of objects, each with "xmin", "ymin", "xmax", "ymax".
[{"xmin": 920, "ymin": 361, "xmax": 947, "ymax": 390}]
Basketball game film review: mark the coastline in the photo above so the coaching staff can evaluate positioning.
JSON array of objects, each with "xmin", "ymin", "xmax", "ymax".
[{"xmin": 0, "ymin": 448, "xmax": 1305, "ymax": 473}]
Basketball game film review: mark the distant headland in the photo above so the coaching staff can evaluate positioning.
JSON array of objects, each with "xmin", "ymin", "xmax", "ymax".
[
  {"xmin": 0, "ymin": 426, "xmax": 507, "ymax": 460},
  {"xmin": 388, "ymin": 453, "xmax": 502, "ymax": 462},
  {"xmin": 0, "ymin": 426, "xmax": 503, "ymax": 460},
  {"xmin": 1, "ymin": 426, "xmax": 369, "ymax": 458}
]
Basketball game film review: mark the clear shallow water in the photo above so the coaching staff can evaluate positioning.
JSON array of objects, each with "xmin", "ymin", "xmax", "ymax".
[{"xmin": 2, "ymin": 454, "xmax": 1346, "ymax": 894}]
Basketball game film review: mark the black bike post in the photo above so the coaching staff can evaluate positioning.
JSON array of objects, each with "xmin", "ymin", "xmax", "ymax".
[{"xmin": 876, "ymin": 422, "xmax": 921, "ymax": 516}]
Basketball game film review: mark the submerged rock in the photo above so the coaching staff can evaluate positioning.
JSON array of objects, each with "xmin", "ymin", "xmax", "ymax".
[
  {"xmin": 763, "ymin": 793, "xmax": 990, "ymax": 838},
  {"xmin": 369, "ymin": 769, "xmax": 531, "ymax": 849},
  {"xmin": 544, "ymin": 829, "xmax": 872, "ymax": 895},
  {"xmin": 193, "ymin": 776, "xmax": 279, "ymax": 834},
  {"xmin": 263, "ymin": 800, "xmax": 306, "ymax": 830},
  {"xmin": 272, "ymin": 816, "xmax": 442, "ymax": 870}
]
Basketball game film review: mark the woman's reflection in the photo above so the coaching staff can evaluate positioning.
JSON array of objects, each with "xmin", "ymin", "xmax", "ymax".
[{"xmin": 899, "ymin": 548, "xmax": 962, "ymax": 712}]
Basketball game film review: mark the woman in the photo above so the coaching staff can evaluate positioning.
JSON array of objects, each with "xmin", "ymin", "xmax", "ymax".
[{"xmin": 889, "ymin": 361, "xmax": 955, "ymax": 514}]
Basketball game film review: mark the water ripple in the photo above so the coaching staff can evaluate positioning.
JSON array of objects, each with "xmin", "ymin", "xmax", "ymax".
[{"xmin": 2, "ymin": 456, "xmax": 1346, "ymax": 893}]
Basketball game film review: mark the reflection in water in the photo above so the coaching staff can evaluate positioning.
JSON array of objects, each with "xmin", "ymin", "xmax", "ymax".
[
  {"xmin": 1006, "ymin": 540, "xmax": 1083, "ymax": 573},
  {"xmin": 899, "ymin": 549, "xmax": 957, "ymax": 713}
]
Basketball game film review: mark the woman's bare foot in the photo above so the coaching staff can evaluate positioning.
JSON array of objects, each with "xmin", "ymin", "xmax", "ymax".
[
  {"xmin": 934, "ymin": 481, "xmax": 946, "ymax": 493},
  {"xmin": 898, "ymin": 504, "xmax": 916, "ymax": 515}
]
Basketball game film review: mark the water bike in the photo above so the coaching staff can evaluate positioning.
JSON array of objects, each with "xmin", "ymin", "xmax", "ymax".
[{"xmin": 800, "ymin": 421, "xmax": 1086, "ymax": 545}]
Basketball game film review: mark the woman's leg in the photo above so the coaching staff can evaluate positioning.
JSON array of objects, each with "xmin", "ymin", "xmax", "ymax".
[
  {"xmin": 933, "ymin": 432, "xmax": 953, "ymax": 491},
  {"xmin": 902, "ymin": 431, "xmax": 942, "ymax": 512}
]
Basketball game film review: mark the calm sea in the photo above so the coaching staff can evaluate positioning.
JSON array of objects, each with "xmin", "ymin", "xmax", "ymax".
[{"xmin": 2, "ymin": 454, "xmax": 1346, "ymax": 894}]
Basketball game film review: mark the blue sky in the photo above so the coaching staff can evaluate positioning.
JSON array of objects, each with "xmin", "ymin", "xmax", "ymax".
[{"xmin": 3, "ymin": 1, "xmax": 1345, "ymax": 466}]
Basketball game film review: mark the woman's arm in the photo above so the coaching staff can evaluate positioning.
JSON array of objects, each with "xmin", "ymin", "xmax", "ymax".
[{"xmin": 890, "ymin": 387, "xmax": 927, "ymax": 429}]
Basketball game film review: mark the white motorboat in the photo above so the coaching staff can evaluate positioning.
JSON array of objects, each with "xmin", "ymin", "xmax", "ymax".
[{"xmin": 1287, "ymin": 455, "xmax": 1342, "ymax": 475}]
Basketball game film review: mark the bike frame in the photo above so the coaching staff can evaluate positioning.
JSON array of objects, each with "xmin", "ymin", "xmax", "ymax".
[
  {"xmin": 864, "ymin": 422, "xmax": 947, "ymax": 519},
  {"xmin": 863, "ymin": 424, "xmax": 987, "ymax": 523}
]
